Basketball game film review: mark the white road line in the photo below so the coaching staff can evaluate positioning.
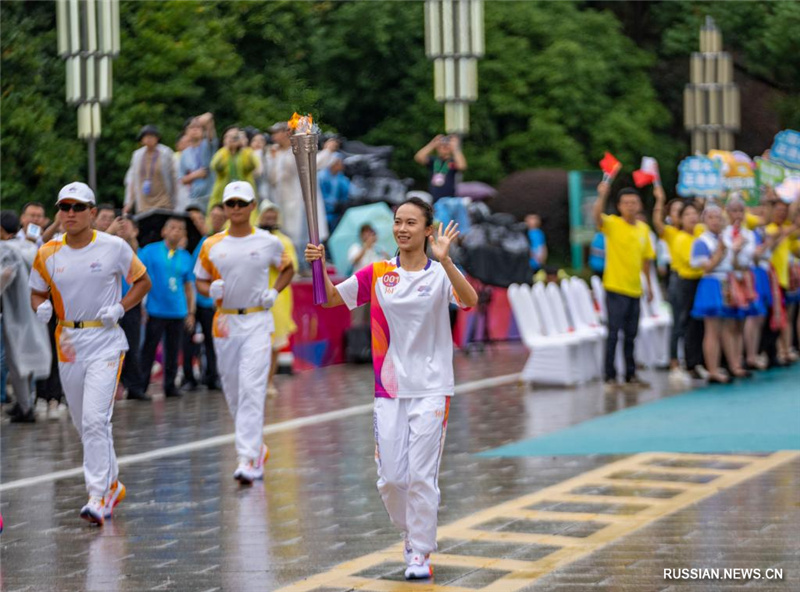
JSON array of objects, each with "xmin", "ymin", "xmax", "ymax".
[{"xmin": 0, "ymin": 372, "xmax": 519, "ymax": 492}]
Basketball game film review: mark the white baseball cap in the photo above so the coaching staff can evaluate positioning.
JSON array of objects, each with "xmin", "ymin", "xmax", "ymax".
[
  {"xmin": 57, "ymin": 182, "xmax": 96, "ymax": 204},
  {"xmin": 222, "ymin": 181, "xmax": 255, "ymax": 204}
]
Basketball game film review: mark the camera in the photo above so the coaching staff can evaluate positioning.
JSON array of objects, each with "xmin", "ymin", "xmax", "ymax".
[{"xmin": 26, "ymin": 223, "xmax": 42, "ymax": 240}]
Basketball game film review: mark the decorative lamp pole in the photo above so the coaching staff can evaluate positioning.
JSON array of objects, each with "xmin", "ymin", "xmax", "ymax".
[
  {"xmin": 56, "ymin": 0, "xmax": 120, "ymax": 191},
  {"xmin": 683, "ymin": 16, "xmax": 739, "ymax": 154},
  {"xmin": 424, "ymin": 0, "xmax": 484, "ymax": 135}
]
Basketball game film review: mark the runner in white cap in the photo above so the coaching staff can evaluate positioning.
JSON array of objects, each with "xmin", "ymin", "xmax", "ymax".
[
  {"xmin": 195, "ymin": 181, "xmax": 294, "ymax": 485},
  {"xmin": 29, "ymin": 182, "xmax": 151, "ymax": 526},
  {"xmin": 305, "ymin": 196, "xmax": 478, "ymax": 579}
]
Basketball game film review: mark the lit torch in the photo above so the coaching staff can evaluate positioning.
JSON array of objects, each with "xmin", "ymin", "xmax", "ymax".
[{"xmin": 288, "ymin": 112, "xmax": 327, "ymax": 305}]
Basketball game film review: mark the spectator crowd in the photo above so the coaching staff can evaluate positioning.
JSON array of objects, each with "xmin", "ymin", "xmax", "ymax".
[
  {"xmin": 1, "ymin": 116, "xmax": 476, "ymax": 422},
  {"xmin": 3, "ymin": 111, "xmax": 799, "ymax": 428}
]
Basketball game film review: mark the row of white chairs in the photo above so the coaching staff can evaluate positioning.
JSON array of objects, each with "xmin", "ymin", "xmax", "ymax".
[{"xmin": 509, "ymin": 275, "xmax": 673, "ymax": 386}]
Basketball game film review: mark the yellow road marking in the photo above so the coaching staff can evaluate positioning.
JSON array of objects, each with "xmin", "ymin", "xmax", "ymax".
[
  {"xmin": 627, "ymin": 464, "xmax": 740, "ymax": 475},
  {"xmin": 275, "ymin": 451, "xmax": 798, "ymax": 592},
  {"xmin": 590, "ymin": 476, "xmax": 708, "ymax": 489}
]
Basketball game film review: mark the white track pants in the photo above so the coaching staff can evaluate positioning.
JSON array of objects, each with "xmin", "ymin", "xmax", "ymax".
[
  {"xmin": 374, "ymin": 396, "xmax": 450, "ymax": 556},
  {"xmin": 214, "ymin": 331, "xmax": 271, "ymax": 461},
  {"xmin": 59, "ymin": 353, "xmax": 124, "ymax": 498}
]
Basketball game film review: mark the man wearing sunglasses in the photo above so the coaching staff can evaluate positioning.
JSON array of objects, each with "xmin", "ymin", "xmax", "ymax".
[
  {"xmin": 29, "ymin": 182, "xmax": 152, "ymax": 525},
  {"xmin": 195, "ymin": 182, "xmax": 294, "ymax": 485}
]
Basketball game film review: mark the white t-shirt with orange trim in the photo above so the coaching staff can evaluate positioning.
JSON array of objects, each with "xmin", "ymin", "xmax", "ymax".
[
  {"xmin": 29, "ymin": 231, "xmax": 147, "ymax": 362},
  {"xmin": 194, "ymin": 228, "xmax": 284, "ymax": 337},
  {"xmin": 336, "ymin": 257, "xmax": 468, "ymax": 399}
]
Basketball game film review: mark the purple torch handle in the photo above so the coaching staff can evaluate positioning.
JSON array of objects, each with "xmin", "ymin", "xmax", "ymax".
[
  {"xmin": 290, "ymin": 132, "xmax": 328, "ymax": 305},
  {"xmin": 311, "ymin": 260, "xmax": 327, "ymax": 305}
]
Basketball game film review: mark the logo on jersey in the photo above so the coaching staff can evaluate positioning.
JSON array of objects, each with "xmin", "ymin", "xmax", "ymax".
[
  {"xmin": 417, "ymin": 285, "xmax": 432, "ymax": 297},
  {"xmin": 382, "ymin": 271, "xmax": 400, "ymax": 294},
  {"xmin": 89, "ymin": 261, "xmax": 103, "ymax": 273},
  {"xmin": 249, "ymin": 250, "xmax": 259, "ymax": 260}
]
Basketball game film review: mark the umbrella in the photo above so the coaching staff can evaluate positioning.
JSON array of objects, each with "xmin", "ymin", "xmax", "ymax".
[
  {"xmin": 327, "ymin": 202, "xmax": 396, "ymax": 275},
  {"xmin": 456, "ymin": 181, "xmax": 497, "ymax": 201},
  {"xmin": 134, "ymin": 208, "xmax": 203, "ymax": 253}
]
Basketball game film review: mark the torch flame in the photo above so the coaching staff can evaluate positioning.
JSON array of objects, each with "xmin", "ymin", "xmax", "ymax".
[{"xmin": 288, "ymin": 112, "xmax": 315, "ymax": 134}]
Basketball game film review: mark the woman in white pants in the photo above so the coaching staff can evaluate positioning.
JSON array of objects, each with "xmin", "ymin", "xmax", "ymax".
[
  {"xmin": 306, "ymin": 197, "xmax": 478, "ymax": 579},
  {"xmin": 29, "ymin": 182, "xmax": 151, "ymax": 525}
]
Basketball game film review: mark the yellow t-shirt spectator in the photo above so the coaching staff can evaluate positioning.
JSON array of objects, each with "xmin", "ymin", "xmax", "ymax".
[
  {"xmin": 745, "ymin": 211, "xmax": 764, "ymax": 231},
  {"xmin": 662, "ymin": 226, "xmax": 703, "ymax": 280},
  {"xmin": 601, "ymin": 214, "xmax": 655, "ymax": 298},
  {"xmin": 767, "ymin": 222, "xmax": 794, "ymax": 289}
]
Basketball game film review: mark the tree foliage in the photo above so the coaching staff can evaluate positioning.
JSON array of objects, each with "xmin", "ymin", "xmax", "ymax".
[{"xmin": 1, "ymin": 0, "xmax": 795, "ymax": 213}]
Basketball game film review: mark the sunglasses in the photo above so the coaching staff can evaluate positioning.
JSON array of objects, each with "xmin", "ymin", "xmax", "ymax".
[
  {"xmin": 57, "ymin": 202, "xmax": 91, "ymax": 213},
  {"xmin": 224, "ymin": 199, "xmax": 251, "ymax": 209}
]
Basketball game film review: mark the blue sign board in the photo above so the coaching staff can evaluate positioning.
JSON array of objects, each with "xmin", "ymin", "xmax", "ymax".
[
  {"xmin": 770, "ymin": 130, "xmax": 800, "ymax": 169},
  {"xmin": 676, "ymin": 156, "xmax": 723, "ymax": 197}
]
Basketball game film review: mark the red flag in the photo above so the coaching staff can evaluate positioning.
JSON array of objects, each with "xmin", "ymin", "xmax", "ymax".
[
  {"xmin": 632, "ymin": 169, "xmax": 656, "ymax": 188},
  {"xmin": 599, "ymin": 152, "xmax": 621, "ymax": 176}
]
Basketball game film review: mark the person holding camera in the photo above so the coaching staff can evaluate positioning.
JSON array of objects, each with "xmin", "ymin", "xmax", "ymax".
[
  {"xmin": 207, "ymin": 126, "xmax": 260, "ymax": 214},
  {"xmin": 414, "ymin": 135, "xmax": 467, "ymax": 203},
  {"xmin": 17, "ymin": 202, "xmax": 47, "ymax": 247}
]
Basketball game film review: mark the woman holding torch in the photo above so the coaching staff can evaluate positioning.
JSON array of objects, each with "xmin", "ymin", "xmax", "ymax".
[{"xmin": 305, "ymin": 197, "xmax": 478, "ymax": 579}]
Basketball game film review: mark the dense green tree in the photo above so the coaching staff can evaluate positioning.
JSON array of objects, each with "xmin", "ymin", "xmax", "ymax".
[{"xmin": 1, "ymin": 0, "xmax": 795, "ymax": 214}]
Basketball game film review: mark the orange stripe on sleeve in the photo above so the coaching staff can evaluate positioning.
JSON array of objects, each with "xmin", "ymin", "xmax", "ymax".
[{"xmin": 32, "ymin": 241, "xmax": 66, "ymax": 320}]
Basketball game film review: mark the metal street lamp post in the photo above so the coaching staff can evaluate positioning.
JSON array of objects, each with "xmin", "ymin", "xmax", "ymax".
[
  {"xmin": 56, "ymin": 0, "xmax": 120, "ymax": 191},
  {"xmin": 424, "ymin": 0, "xmax": 484, "ymax": 135},
  {"xmin": 683, "ymin": 16, "xmax": 739, "ymax": 154}
]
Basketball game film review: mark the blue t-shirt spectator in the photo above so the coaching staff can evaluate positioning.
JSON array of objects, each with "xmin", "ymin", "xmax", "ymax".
[
  {"xmin": 528, "ymin": 228, "xmax": 546, "ymax": 271},
  {"xmin": 588, "ymin": 231, "xmax": 606, "ymax": 274},
  {"xmin": 138, "ymin": 241, "xmax": 194, "ymax": 319},
  {"xmin": 319, "ymin": 167, "xmax": 351, "ymax": 232},
  {"xmin": 192, "ymin": 237, "xmax": 213, "ymax": 309},
  {"xmin": 179, "ymin": 138, "xmax": 218, "ymax": 206}
]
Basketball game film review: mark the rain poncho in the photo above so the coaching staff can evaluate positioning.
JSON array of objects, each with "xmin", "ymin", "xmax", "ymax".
[
  {"xmin": 267, "ymin": 146, "xmax": 336, "ymax": 251},
  {"xmin": 0, "ymin": 240, "xmax": 52, "ymax": 379}
]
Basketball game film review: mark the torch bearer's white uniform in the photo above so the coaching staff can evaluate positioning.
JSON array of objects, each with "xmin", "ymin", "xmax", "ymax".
[
  {"xmin": 194, "ymin": 227, "xmax": 284, "ymax": 470},
  {"xmin": 334, "ymin": 257, "xmax": 469, "ymax": 559},
  {"xmin": 29, "ymin": 229, "xmax": 146, "ymax": 519},
  {"xmin": 267, "ymin": 146, "xmax": 336, "ymax": 252}
]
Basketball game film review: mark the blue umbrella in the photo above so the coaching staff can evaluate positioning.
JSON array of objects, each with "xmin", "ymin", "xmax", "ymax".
[{"xmin": 328, "ymin": 202, "xmax": 396, "ymax": 275}]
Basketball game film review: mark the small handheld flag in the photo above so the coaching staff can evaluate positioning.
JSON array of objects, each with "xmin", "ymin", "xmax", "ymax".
[{"xmin": 599, "ymin": 152, "xmax": 622, "ymax": 183}]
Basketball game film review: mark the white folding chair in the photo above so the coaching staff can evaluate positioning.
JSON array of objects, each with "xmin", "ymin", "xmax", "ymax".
[
  {"xmin": 590, "ymin": 275, "xmax": 607, "ymax": 323},
  {"xmin": 563, "ymin": 279, "xmax": 604, "ymax": 378},
  {"xmin": 639, "ymin": 271, "xmax": 672, "ymax": 367},
  {"xmin": 547, "ymin": 282, "xmax": 600, "ymax": 381},
  {"xmin": 508, "ymin": 284, "xmax": 586, "ymax": 386},
  {"xmin": 531, "ymin": 283, "xmax": 589, "ymax": 385}
]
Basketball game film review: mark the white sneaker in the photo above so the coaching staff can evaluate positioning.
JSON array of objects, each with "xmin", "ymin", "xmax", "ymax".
[
  {"xmin": 80, "ymin": 496, "xmax": 105, "ymax": 526},
  {"xmin": 404, "ymin": 553, "xmax": 432, "ymax": 580},
  {"xmin": 668, "ymin": 367, "xmax": 691, "ymax": 387},
  {"xmin": 104, "ymin": 480, "xmax": 126, "ymax": 518},
  {"xmin": 35, "ymin": 399, "xmax": 48, "ymax": 419},
  {"xmin": 233, "ymin": 458, "xmax": 249, "ymax": 482},
  {"xmin": 235, "ymin": 445, "xmax": 269, "ymax": 485},
  {"xmin": 694, "ymin": 365, "xmax": 710, "ymax": 380}
]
